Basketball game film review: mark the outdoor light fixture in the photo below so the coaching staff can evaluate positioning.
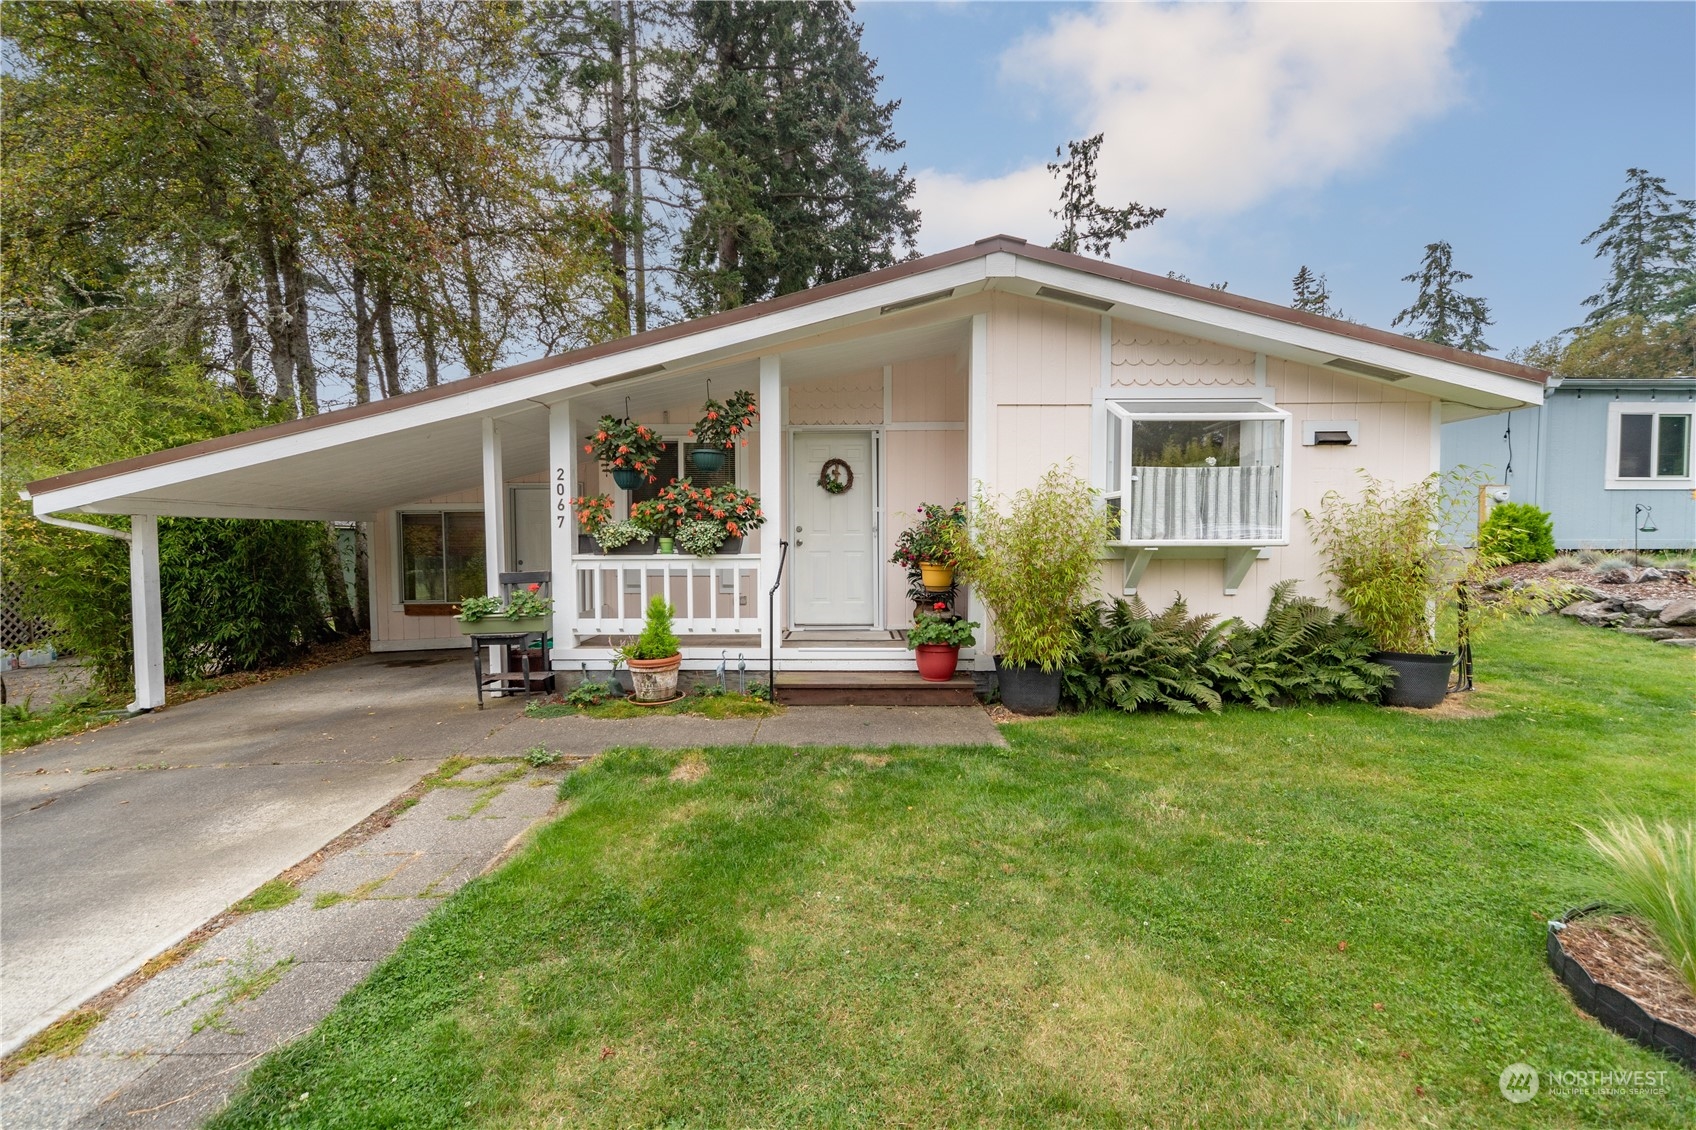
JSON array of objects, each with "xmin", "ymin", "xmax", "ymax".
[{"xmin": 1634, "ymin": 504, "xmax": 1657, "ymax": 564}]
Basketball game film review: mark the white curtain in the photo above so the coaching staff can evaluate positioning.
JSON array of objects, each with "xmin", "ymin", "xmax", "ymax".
[{"xmin": 1124, "ymin": 465, "xmax": 1281, "ymax": 541}]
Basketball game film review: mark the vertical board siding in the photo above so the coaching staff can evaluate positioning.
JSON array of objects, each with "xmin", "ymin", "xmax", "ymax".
[
  {"xmin": 885, "ymin": 430, "xmax": 969, "ymax": 624},
  {"xmin": 891, "ymin": 355, "xmax": 966, "ymax": 422}
]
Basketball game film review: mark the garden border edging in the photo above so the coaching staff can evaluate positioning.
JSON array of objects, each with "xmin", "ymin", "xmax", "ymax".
[{"xmin": 1548, "ymin": 905, "xmax": 1696, "ymax": 1072}]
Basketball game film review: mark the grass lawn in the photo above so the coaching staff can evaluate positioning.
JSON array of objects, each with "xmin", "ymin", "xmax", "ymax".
[{"xmin": 211, "ymin": 617, "xmax": 1694, "ymax": 1128}]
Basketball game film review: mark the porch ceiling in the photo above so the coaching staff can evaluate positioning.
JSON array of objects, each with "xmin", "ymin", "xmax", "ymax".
[{"xmin": 55, "ymin": 406, "xmax": 551, "ymax": 521}]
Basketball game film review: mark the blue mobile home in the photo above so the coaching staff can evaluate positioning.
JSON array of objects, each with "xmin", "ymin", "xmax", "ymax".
[{"xmin": 1443, "ymin": 376, "xmax": 1695, "ymax": 550}]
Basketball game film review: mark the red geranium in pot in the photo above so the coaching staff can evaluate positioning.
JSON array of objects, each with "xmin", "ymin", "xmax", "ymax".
[{"xmin": 906, "ymin": 602, "xmax": 978, "ymax": 682}]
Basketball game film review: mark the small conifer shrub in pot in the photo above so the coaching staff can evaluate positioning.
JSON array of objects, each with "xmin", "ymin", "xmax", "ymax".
[
  {"xmin": 626, "ymin": 596, "xmax": 682, "ymax": 703},
  {"xmin": 955, "ymin": 466, "xmax": 1112, "ymax": 714}
]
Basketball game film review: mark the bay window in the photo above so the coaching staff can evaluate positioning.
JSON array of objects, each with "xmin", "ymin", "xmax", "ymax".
[{"xmin": 1103, "ymin": 399, "xmax": 1291, "ymax": 544}]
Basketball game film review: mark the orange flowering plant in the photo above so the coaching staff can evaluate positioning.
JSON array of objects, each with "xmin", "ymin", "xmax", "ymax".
[
  {"xmin": 690, "ymin": 389, "xmax": 758, "ymax": 450},
  {"xmin": 648, "ymin": 478, "xmax": 766, "ymax": 554},
  {"xmin": 583, "ymin": 415, "xmax": 666, "ymax": 481},
  {"xmin": 571, "ymin": 493, "xmax": 615, "ymax": 537}
]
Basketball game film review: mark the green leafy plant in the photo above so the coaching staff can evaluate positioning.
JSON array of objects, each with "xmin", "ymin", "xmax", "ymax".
[
  {"xmin": 629, "ymin": 498, "xmax": 677, "ymax": 539},
  {"xmin": 503, "ymin": 583, "xmax": 553, "ymax": 620},
  {"xmin": 456, "ymin": 595, "xmax": 503, "ymax": 623},
  {"xmin": 629, "ymin": 596, "xmax": 680, "ymax": 660},
  {"xmin": 572, "ymin": 493, "xmax": 614, "ymax": 538},
  {"xmin": 675, "ymin": 519, "xmax": 727, "ymax": 556},
  {"xmin": 524, "ymin": 745, "xmax": 563, "ymax": 767},
  {"xmin": 690, "ymin": 388, "xmax": 758, "ymax": 449},
  {"xmin": 907, "ymin": 603, "xmax": 978, "ymax": 649},
  {"xmin": 955, "ymin": 466, "xmax": 1112, "ymax": 671},
  {"xmin": 1580, "ymin": 816, "xmax": 1696, "ymax": 995},
  {"xmin": 562, "ymin": 680, "xmax": 617, "ymax": 708},
  {"xmin": 1062, "ymin": 595, "xmax": 1228, "ymax": 714},
  {"xmin": 889, "ymin": 502, "xmax": 967, "ymax": 570},
  {"xmin": 1304, "ymin": 472, "xmax": 1464, "ymax": 654},
  {"xmin": 593, "ymin": 519, "xmax": 651, "ymax": 553},
  {"xmin": 1478, "ymin": 502, "xmax": 1556, "ymax": 563},
  {"xmin": 1205, "ymin": 582, "xmax": 1393, "ymax": 709},
  {"xmin": 583, "ymin": 415, "xmax": 667, "ymax": 482}
]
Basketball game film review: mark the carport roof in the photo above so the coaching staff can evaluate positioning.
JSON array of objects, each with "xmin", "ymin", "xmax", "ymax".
[{"xmin": 26, "ymin": 235, "xmax": 1548, "ymax": 520}]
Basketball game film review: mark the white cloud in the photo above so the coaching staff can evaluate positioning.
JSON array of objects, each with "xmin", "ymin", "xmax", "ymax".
[{"xmin": 913, "ymin": 2, "xmax": 1475, "ymax": 253}]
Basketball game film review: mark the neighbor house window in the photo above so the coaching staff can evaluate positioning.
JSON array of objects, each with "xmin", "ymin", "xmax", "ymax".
[
  {"xmin": 1102, "ymin": 399, "xmax": 1291, "ymax": 543},
  {"xmin": 399, "ymin": 511, "xmax": 485, "ymax": 602},
  {"xmin": 1607, "ymin": 403, "xmax": 1693, "ymax": 488}
]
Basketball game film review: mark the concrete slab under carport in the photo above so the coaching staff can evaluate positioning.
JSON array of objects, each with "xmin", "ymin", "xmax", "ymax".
[{"xmin": 0, "ymin": 650, "xmax": 516, "ymax": 1056}]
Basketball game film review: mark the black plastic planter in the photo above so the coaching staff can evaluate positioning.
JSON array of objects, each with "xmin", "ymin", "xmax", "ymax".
[
  {"xmin": 1548, "ymin": 907, "xmax": 1696, "ymax": 1073},
  {"xmin": 995, "ymin": 657, "xmax": 1061, "ymax": 715},
  {"xmin": 1372, "ymin": 651, "xmax": 1454, "ymax": 708}
]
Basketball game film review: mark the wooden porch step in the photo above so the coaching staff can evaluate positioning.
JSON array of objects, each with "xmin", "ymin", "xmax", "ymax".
[{"xmin": 774, "ymin": 670, "xmax": 978, "ymax": 707}]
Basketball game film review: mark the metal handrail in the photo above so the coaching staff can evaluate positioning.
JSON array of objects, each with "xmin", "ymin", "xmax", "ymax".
[{"xmin": 767, "ymin": 540, "xmax": 789, "ymax": 704}]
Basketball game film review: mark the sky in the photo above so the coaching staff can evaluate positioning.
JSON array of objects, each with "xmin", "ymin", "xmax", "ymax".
[{"xmin": 854, "ymin": 0, "xmax": 1696, "ymax": 357}]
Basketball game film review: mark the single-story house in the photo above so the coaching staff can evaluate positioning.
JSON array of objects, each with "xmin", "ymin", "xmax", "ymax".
[
  {"xmin": 1444, "ymin": 375, "xmax": 1695, "ymax": 550},
  {"xmin": 24, "ymin": 236, "xmax": 1546, "ymax": 710}
]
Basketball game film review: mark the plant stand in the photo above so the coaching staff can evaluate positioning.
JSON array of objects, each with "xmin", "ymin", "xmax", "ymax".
[{"xmin": 468, "ymin": 628, "xmax": 548, "ymax": 709}]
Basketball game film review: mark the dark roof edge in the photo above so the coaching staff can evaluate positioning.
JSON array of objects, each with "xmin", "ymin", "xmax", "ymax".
[{"xmin": 27, "ymin": 236, "xmax": 1548, "ymax": 498}]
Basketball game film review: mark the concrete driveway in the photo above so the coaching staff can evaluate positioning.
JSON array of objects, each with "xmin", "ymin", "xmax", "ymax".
[{"xmin": 0, "ymin": 650, "xmax": 516, "ymax": 1055}]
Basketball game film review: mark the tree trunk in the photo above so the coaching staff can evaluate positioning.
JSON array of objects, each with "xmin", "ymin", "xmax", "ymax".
[
  {"xmin": 218, "ymin": 242, "xmax": 257, "ymax": 401},
  {"xmin": 351, "ymin": 264, "xmax": 373, "ymax": 405},
  {"xmin": 625, "ymin": 0, "xmax": 648, "ymax": 334},
  {"xmin": 418, "ymin": 304, "xmax": 440, "ymax": 387},
  {"xmin": 607, "ymin": 4, "xmax": 633, "ymax": 333},
  {"xmin": 279, "ymin": 234, "xmax": 317, "ymax": 414},
  {"xmin": 375, "ymin": 279, "xmax": 402, "ymax": 398},
  {"xmin": 255, "ymin": 221, "xmax": 297, "ymax": 411},
  {"xmin": 352, "ymin": 522, "xmax": 371, "ymax": 631},
  {"xmin": 318, "ymin": 523, "xmax": 356, "ymax": 637}
]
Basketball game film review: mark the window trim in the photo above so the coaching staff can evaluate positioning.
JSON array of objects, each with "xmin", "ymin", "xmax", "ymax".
[
  {"xmin": 1096, "ymin": 395, "xmax": 1294, "ymax": 547},
  {"xmin": 1604, "ymin": 401, "xmax": 1695, "ymax": 491},
  {"xmin": 395, "ymin": 505, "xmax": 485, "ymax": 607}
]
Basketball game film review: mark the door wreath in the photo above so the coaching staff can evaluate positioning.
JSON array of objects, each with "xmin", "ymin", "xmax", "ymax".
[{"xmin": 817, "ymin": 458, "xmax": 854, "ymax": 495}]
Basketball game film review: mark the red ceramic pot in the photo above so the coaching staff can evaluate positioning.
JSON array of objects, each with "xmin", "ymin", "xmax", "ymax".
[{"xmin": 913, "ymin": 643, "xmax": 961, "ymax": 682}]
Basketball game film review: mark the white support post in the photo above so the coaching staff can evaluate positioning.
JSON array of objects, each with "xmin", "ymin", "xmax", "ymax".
[
  {"xmin": 548, "ymin": 400, "xmax": 576, "ymax": 664},
  {"xmin": 481, "ymin": 417, "xmax": 507, "ymax": 691},
  {"xmin": 967, "ymin": 313, "xmax": 991, "ymax": 669},
  {"xmin": 128, "ymin": 514, "xmax": 165, "ymax": 711},
  {"xmin": 758, "ymin": 355, "xmax": 782, "ymax": 664}
]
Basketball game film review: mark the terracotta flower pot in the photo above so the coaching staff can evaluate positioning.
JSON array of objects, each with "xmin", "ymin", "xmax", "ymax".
[
  {"xmin": 919, "ymin": 562, "xmax": 954, "ymax": 591},
  {"xmin": 626, "ymin": 653, "xmax": 682, "ymax": 702},
  {"xmin": 913, "ymin": 643, "xmax": 961, "ymax": 682}
]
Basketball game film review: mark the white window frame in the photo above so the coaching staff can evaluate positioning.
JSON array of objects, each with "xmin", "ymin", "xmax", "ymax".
[
  {"xmin": 394, "ymin": 505, "xmax": 485, "ymax": 606},
  {"xmin": 1098, "ymin": 397, "xmax": 1293, "ymax": 547},
  {"xmin": 1604, "ymin": 401, "xmax": 1694, "ymax": 490}
]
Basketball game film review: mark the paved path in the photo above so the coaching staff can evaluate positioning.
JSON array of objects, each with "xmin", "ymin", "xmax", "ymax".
[
  {"xmin": 3, "ymin": 760, "xmax": 566, "ymax": 1130},
  {"xmin": 0, "ymin": 652, "xmax": 511, "ymax": 1056}
]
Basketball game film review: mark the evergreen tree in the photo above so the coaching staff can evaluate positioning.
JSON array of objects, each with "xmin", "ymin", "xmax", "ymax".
[
  {"xmin": 1581, "ymin": 167, "xmax": 1696, "ymax": 325},
  {"xmin": 665, "ymin": 1, "xmax": 920, "ymax": 314},
  {"xmin": 1291, "ymin": 266, "xmax": 1344, "ymax": 319},
  {"xmin": 1049, "ymin": 133, "xmax": 1164, "ymax": 258},
  {"xmin": 1392, "ymin": 242, "xmax": 1493, "ymax": 352}
]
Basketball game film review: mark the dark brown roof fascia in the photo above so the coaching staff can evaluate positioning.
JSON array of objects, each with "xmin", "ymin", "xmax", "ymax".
[{"xmin": 27, "ymin": 235, "xmax": 1546, "ymax": 497}]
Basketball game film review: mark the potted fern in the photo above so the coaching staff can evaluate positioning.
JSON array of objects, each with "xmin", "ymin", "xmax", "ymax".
[
  {"xmin": 625, "ymin": 596, "xmax": 682, "ymax": 703},
  {"xmin": 954, "ymin": 466, "xmax": 1112, "ymax": 714}
]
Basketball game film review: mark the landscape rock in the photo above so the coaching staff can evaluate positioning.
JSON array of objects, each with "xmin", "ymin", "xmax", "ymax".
[
  {"xmin": 1624, "ymin": 598, "xmax": 1674, "ymax": 617},
  {"xmin": 1559, "ymin": 602, "xmax": 1627, "ymax": 627},
  {"xmin": 1596, "ymin": 570, "xmax": 1635, "ymax": 585},
  {"xmin": 1659, "ymin": 598, "xmax": 1696, "ymax": 627},
  {"xmin": 1574, "ymin": 584, "xmax": 1613, "ymax": 603},
  {"xmin": 1619, "ymin": 627, "xmax": 1681, "ymax": 641},
  {"xmin": 1659, "ymin": 637, "xmax": 1696, "ymax": 647},
  {"xmin": 1638, "ymin": 567, "xmax": 1666, "ymax": 582}
]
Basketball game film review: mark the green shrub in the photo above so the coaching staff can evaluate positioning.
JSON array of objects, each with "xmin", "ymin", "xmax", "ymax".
[
  {"xmin": 1062, "ymin": 595, "xmax": 1227, "ymax": 714},
  {"xmin": 1581, "ymin": 816, "xmax": 1696, "ymax": 995},
  {"xmin": 955, "ymin": 466, "xmax": 1112, "ymax": 672},
  {"xmin": 1206, "ymin": 582, "xmax": 1393, "ymax": 709},
  {"xmin": 629, "ymin": 597, "xmax": 679, "ymax": 660},
  {"xmin": 1478, "ymin": 502, "xmax": 1556, "ymax": 563}
]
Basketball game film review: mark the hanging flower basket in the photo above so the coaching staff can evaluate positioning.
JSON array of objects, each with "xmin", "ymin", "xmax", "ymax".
[{"xmin": 689, "ymin": 448, "xmax": 727, "ymax": 473}]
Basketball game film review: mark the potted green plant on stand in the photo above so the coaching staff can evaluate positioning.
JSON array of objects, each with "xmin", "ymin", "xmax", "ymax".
[
  {"xmin": 890, "ymin": 502, "xmax": 967, "ymax": 593},
  {"xmin": 455, "ymin": 584, "xmax": 553, "ymax": 636},
  {"xmin": 626, "ymin": 596, "xmax": 682, "ymax": 703},
  {"xmin": 584, "ymin": 415, "xmax": 667, "ymax": 489},
  {"xmin": 630, "ymin": 499, "xmax": 677, "ymax": 554},
  {"xmin": 954, "ymin": 466, "xmax": 1111, "ymax": 715},
  {"xmin": 907, "ymin": 601, "xmax": 978, "ymax": 681},
  {"xmin": 688, "ymin": 388, "xmax": 757, "ymax": 473}
]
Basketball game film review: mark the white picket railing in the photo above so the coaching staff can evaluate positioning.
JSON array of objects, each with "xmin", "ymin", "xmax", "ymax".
[{"xmin": 570, "ymin": 553, "xmax": 761, "ymax": 639}]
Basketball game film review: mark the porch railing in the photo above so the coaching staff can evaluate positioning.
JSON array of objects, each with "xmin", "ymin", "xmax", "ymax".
[{"xmin": 570, "ymin": 553, "xmax": 762, "ymax": 639}]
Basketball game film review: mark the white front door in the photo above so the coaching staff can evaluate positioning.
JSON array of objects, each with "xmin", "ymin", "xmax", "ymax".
[
  {"xmin": 511, "ymin": 486, "xmax": 551, "ymax": 573},
  {"xmin": 790, "ymin": 431, "xmax": 877, "ymax": 627}
]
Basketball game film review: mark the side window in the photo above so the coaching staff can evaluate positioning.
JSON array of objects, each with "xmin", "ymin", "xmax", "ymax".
[{"xmin": 399, "ymin": 511, "xmax": 484, "ymax": 602}]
